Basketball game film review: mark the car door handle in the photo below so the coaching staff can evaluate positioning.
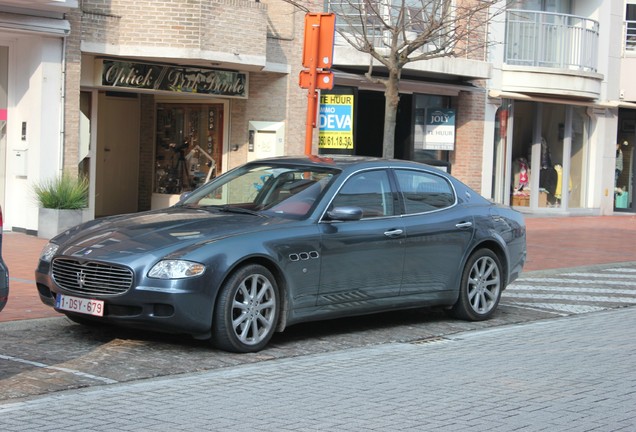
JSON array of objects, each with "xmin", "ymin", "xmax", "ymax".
[
  {"xmin": 455, "ymin": 221, "xmax": 473, "ymax": 229},
  {"xmin": 384, "ymin": 229, "xmax": 404, "ymax": 238}
]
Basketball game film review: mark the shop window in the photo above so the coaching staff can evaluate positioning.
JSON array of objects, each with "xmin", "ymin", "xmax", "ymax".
[
  {"xmin": 539, "ymin": 103, "xmax": 565, "ymax": 208},
  {"xmin": 411, "ymin": 94, "xmax": 451, "ymax": 170},
  {"xmin": 154, "ymin": 104, "xmax": 223, "ymax": 195},
  {"xmin": 568, "ymin": 107, "xmax": 587, "ymax": 208},
  {"xmin": 509, "ymin": 101, "xmax": 587, "ymax": 210}
]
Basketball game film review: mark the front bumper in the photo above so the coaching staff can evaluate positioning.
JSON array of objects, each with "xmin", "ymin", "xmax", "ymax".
[{"xmin": 35, "ymin": 260, "xmax": 216, "ymax": 338}]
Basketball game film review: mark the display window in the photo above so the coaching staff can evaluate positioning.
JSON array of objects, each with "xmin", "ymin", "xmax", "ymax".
[
  {"xmin": 508, "ymin": 100, "xmax": 588, "ymax": 210},
  {"xmin": 154, "ymin": 103, "xmax": 223, "ymax": 195}
]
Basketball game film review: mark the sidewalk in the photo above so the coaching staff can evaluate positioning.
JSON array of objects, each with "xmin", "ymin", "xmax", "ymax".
[{"xmin": 2, "ymin": 214, "xmax": 636, "ymax": 323}]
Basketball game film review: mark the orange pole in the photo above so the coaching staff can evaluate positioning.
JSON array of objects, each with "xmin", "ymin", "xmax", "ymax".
[{"xmin": 304, "ymin": 23, "xmax": 320, "ymax": 156}]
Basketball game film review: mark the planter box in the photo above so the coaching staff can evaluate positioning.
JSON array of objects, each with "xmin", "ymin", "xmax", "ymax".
[{"xmin": 38, "ymin": 208, "xmax": 91, "ymax": 239}]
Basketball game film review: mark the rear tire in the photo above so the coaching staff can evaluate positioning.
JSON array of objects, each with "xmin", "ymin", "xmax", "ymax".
[
  {"xmin": 449, "ymin": 249, "xmax": 502, "ymax": 321},
  {"xmin": 211, "ymin": 264, "xmax": 279, "ymax": 353}
]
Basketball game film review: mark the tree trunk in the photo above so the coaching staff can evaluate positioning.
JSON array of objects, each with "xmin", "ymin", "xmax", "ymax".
[{"xmin": 382, "ymin": 72, "xmax": 400, "ymax": 159}]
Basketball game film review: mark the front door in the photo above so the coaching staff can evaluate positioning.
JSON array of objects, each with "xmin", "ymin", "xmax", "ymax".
[
  {"xmin": 96, "ymin": 93, "xmax": 140, "ymax": 217},
  {"xmin": 318, "ymin": 169, "xmax": 405, "ymax": 306}
]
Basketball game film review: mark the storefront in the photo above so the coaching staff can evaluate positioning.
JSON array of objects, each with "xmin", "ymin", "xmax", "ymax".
[
  {"xmin": 492, "ymin": 100, "xmax": 590, "ymax": 211},
  {"xmin": 319, "ymin": 75, "xmax": 473, "ymax": 173},
  {"xmin": 80, "ymin": 57, "xmax": 241, "ymax": 217}
]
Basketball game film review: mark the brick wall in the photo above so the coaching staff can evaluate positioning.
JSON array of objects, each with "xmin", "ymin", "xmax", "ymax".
[
  {"xmin": 454, "ymin": 0, "xmax": 490, "ymax": 61},
  {"xmin": 452, "ymin": 88, "xmax": 486, "ymax": 191},
  {"xmin": 81, "ymin": 0, "xmax": 268, "ymax": 57},
  {"xmin": 63, "ymin": 9, "xmax": 82, "ymax": 172}
]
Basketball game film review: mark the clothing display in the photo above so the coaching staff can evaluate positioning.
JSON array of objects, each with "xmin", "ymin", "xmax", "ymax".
[{"xmin": 539, "ymin": 167, "xmax": 557, "ymax": 197}]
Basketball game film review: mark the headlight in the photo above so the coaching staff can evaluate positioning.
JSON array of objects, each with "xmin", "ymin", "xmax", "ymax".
[
  {"xmin": 40, "ymin": 243, "xmax": 59, "ymax": 263},
  {"xmin": 148, "ymin": 260, "xmax": 206, "ymax": 279}
]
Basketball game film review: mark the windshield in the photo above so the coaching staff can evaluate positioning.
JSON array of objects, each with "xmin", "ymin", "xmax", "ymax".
[{"xmin": 179, "ymin": 163, "xmax": 340, "ymax": 218}]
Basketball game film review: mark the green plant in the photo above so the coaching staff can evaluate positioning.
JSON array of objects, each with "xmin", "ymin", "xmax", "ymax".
[{"xmin": 33, "ymin": 172, "xmax": 89, "ymax": 210}]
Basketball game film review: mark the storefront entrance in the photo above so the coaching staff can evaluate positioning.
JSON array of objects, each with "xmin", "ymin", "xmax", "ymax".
[
  {"xmin": 91, "ymin": 94, "xmax": 228, "ymax": 217},
  {"xmin": 96, "ymin": 92, "xmax": 140, "ymax": 217},
  {"xmin": 493, "ymin": 100, "xmax": 589, "ymax": 211}
]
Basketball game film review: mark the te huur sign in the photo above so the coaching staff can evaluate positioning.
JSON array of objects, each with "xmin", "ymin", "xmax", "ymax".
[{"xmin": 97, "ymin": 59, "xmax": 248, "ymax": 98}]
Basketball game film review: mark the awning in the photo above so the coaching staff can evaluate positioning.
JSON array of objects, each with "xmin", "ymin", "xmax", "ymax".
[
  {"xmin": 0, "ymin": 12, "xmax": 70, "ymax": 36},
  {"xmin": 488, "ymin": 90, "xmax": 635, "ymax": 110},
  {"xmin": 334, "ymin": 71, "xmax": 482, "ymax": 96}
]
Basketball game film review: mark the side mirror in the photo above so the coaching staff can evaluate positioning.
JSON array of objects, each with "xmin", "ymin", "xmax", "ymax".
[{"xmin": 326, "ymin": 206, "xmax": 363, "ymax": 221}]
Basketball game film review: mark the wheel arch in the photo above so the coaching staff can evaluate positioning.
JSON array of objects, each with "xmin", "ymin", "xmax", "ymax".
[
  {"xmin": 468, "ymin": 239, "xmax": 509, "ymax": 285},
  {"xmin": 215, "ymin": 255, "xmax": 290, "ymax": 333}
]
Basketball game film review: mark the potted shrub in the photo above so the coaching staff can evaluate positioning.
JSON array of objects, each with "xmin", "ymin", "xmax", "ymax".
[{"xmin": 33, "ymin": 172, "xmax": 90, "ymax": 239}]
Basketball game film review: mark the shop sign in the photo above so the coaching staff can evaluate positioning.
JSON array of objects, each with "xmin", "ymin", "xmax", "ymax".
[
  {"xmin": 415, "ymin": 108, "xmax": 456, "ymax": 151},
  {"xmin": 318, "ymin": 93, "xmax": 354, "ymax": 150},
  {"xmin": 98, "ymin": 59, "xmax": 248, "ymax": 98}
]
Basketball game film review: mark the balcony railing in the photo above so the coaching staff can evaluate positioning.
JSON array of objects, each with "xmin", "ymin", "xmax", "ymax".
[{"xmin": 505, "ymin": 9, "xmax": 599, "ymax": 73}]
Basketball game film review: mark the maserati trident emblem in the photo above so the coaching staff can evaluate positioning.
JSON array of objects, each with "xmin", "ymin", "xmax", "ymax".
[{"xmin": 77, "ymin": 269, "xmax": 87, "ymax": 288}]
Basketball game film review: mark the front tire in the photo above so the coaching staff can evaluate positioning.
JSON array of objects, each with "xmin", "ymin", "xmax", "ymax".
[
  {"xmin": 449, "ymin": 249, "xmax": 503, "ymax": 321},
  {"xmin": 211, "ymin": 264, "xmax": 279, "ymax": 353}
]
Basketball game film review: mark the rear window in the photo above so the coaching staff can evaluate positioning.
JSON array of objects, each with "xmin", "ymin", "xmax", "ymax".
[{"xmin": 394, "ymin": 169, "xmax": 455, "ymax": 214}]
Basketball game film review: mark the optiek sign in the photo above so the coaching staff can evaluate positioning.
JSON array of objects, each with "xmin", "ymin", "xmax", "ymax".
[{"xmin": 423, "ymin": 108, "xmax": 455, "ymax": 151}]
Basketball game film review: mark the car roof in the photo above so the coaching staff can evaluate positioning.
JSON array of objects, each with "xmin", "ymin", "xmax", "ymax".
[{"xmin": 249, "ymin": 155, "xmax": 438, "ymax": 172}]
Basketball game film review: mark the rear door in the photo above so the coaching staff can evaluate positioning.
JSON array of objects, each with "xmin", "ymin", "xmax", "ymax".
[{"xmin": 394, "ymin": 169, "xmax": 474, "ymax": 301}]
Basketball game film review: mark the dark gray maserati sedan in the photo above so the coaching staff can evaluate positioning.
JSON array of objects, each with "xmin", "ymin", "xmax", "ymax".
[{"xmin": 36, "ymin": 156, "xmax": 526, "ymax": 352}]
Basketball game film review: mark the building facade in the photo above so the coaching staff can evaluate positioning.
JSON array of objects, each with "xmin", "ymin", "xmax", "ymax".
[
  {"xmin": 2, "ymin": 0, "xmax": 319, "ymax": 231},
  {"xmin": 1, "ymin": 0, "xmax": 634, "ymax": 235},
  {"xmin": 1, "ymin": 0, "xmax": 76, "ymax": 233},
  {"xmin": 485, "ymin": 0, "xmax": 633, "ymax": 215}
]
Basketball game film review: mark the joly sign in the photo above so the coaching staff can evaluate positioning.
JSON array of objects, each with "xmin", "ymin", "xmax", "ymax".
[{"xmin": 98, "ymin": 59, "xmax": 248, "ymax": 98}]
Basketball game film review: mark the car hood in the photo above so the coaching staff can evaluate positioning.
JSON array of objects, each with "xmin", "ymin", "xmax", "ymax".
[{"xmin": 53, "ymin": 207, "xmax": 294, "ymax": 261}]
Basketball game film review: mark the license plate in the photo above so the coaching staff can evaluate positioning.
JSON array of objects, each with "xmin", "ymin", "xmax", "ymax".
[{"xmin": 55, "ymin": 294, "xmax": 104, "ymax": 317}]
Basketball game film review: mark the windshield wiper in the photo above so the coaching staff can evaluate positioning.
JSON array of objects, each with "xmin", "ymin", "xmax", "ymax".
[{"xmin": 218, "ymin": 205, "xmax": 268, "ymax": 218}]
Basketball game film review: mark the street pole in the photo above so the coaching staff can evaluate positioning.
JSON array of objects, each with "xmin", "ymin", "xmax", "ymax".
[
  {"xmin": 299, "ymin": 13, "xmax": 335, "ymax": 156},
  {"xmin": 305, "ymin": 22, "xmax": 320, "ymax": 156}
]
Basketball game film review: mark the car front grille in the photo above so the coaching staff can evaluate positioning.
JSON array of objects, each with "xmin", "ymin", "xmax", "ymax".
[{"xmin": 52, "ymin": 258, "xmax": 134, "ymax": 296}]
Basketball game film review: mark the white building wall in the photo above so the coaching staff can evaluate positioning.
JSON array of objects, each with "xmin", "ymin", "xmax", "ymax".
[
  {"xmin": 594, "ymin": 0, "xmax": 624, "ymax": 214},
  {"xmin": 480, "ymin": 2, "xmax": 508, "ymax": 198},
  {"xmin": 3, "ymin": 33, "xmax": 64, "ymax": 231},
  {"xmin": 483, "ymin": 0, "xmax": 625, "ymax": 214}
]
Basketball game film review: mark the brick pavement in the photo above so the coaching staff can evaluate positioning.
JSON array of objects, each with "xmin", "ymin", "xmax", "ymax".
[
  {"xmin": 1, "ymin": 306, "xmax": 634, "ymax": 431},
  {"xmin": 1, "ymin": 214, "xmax": 636, "ymax": 323}
]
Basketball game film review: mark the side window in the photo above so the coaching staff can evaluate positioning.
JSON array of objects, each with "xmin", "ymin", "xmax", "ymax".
[
  {"xmin": 332, "ymin": 170, "xmax": 394, "ymax": 218},
  {"xmin": 395, "ymin": 169, "xmax": 455, "ymax": 214}
]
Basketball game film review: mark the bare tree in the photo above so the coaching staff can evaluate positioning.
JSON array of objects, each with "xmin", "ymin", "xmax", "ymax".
[{"xmin": 284, "ymin": 0, "xmax": 504, "ymax": 158}]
